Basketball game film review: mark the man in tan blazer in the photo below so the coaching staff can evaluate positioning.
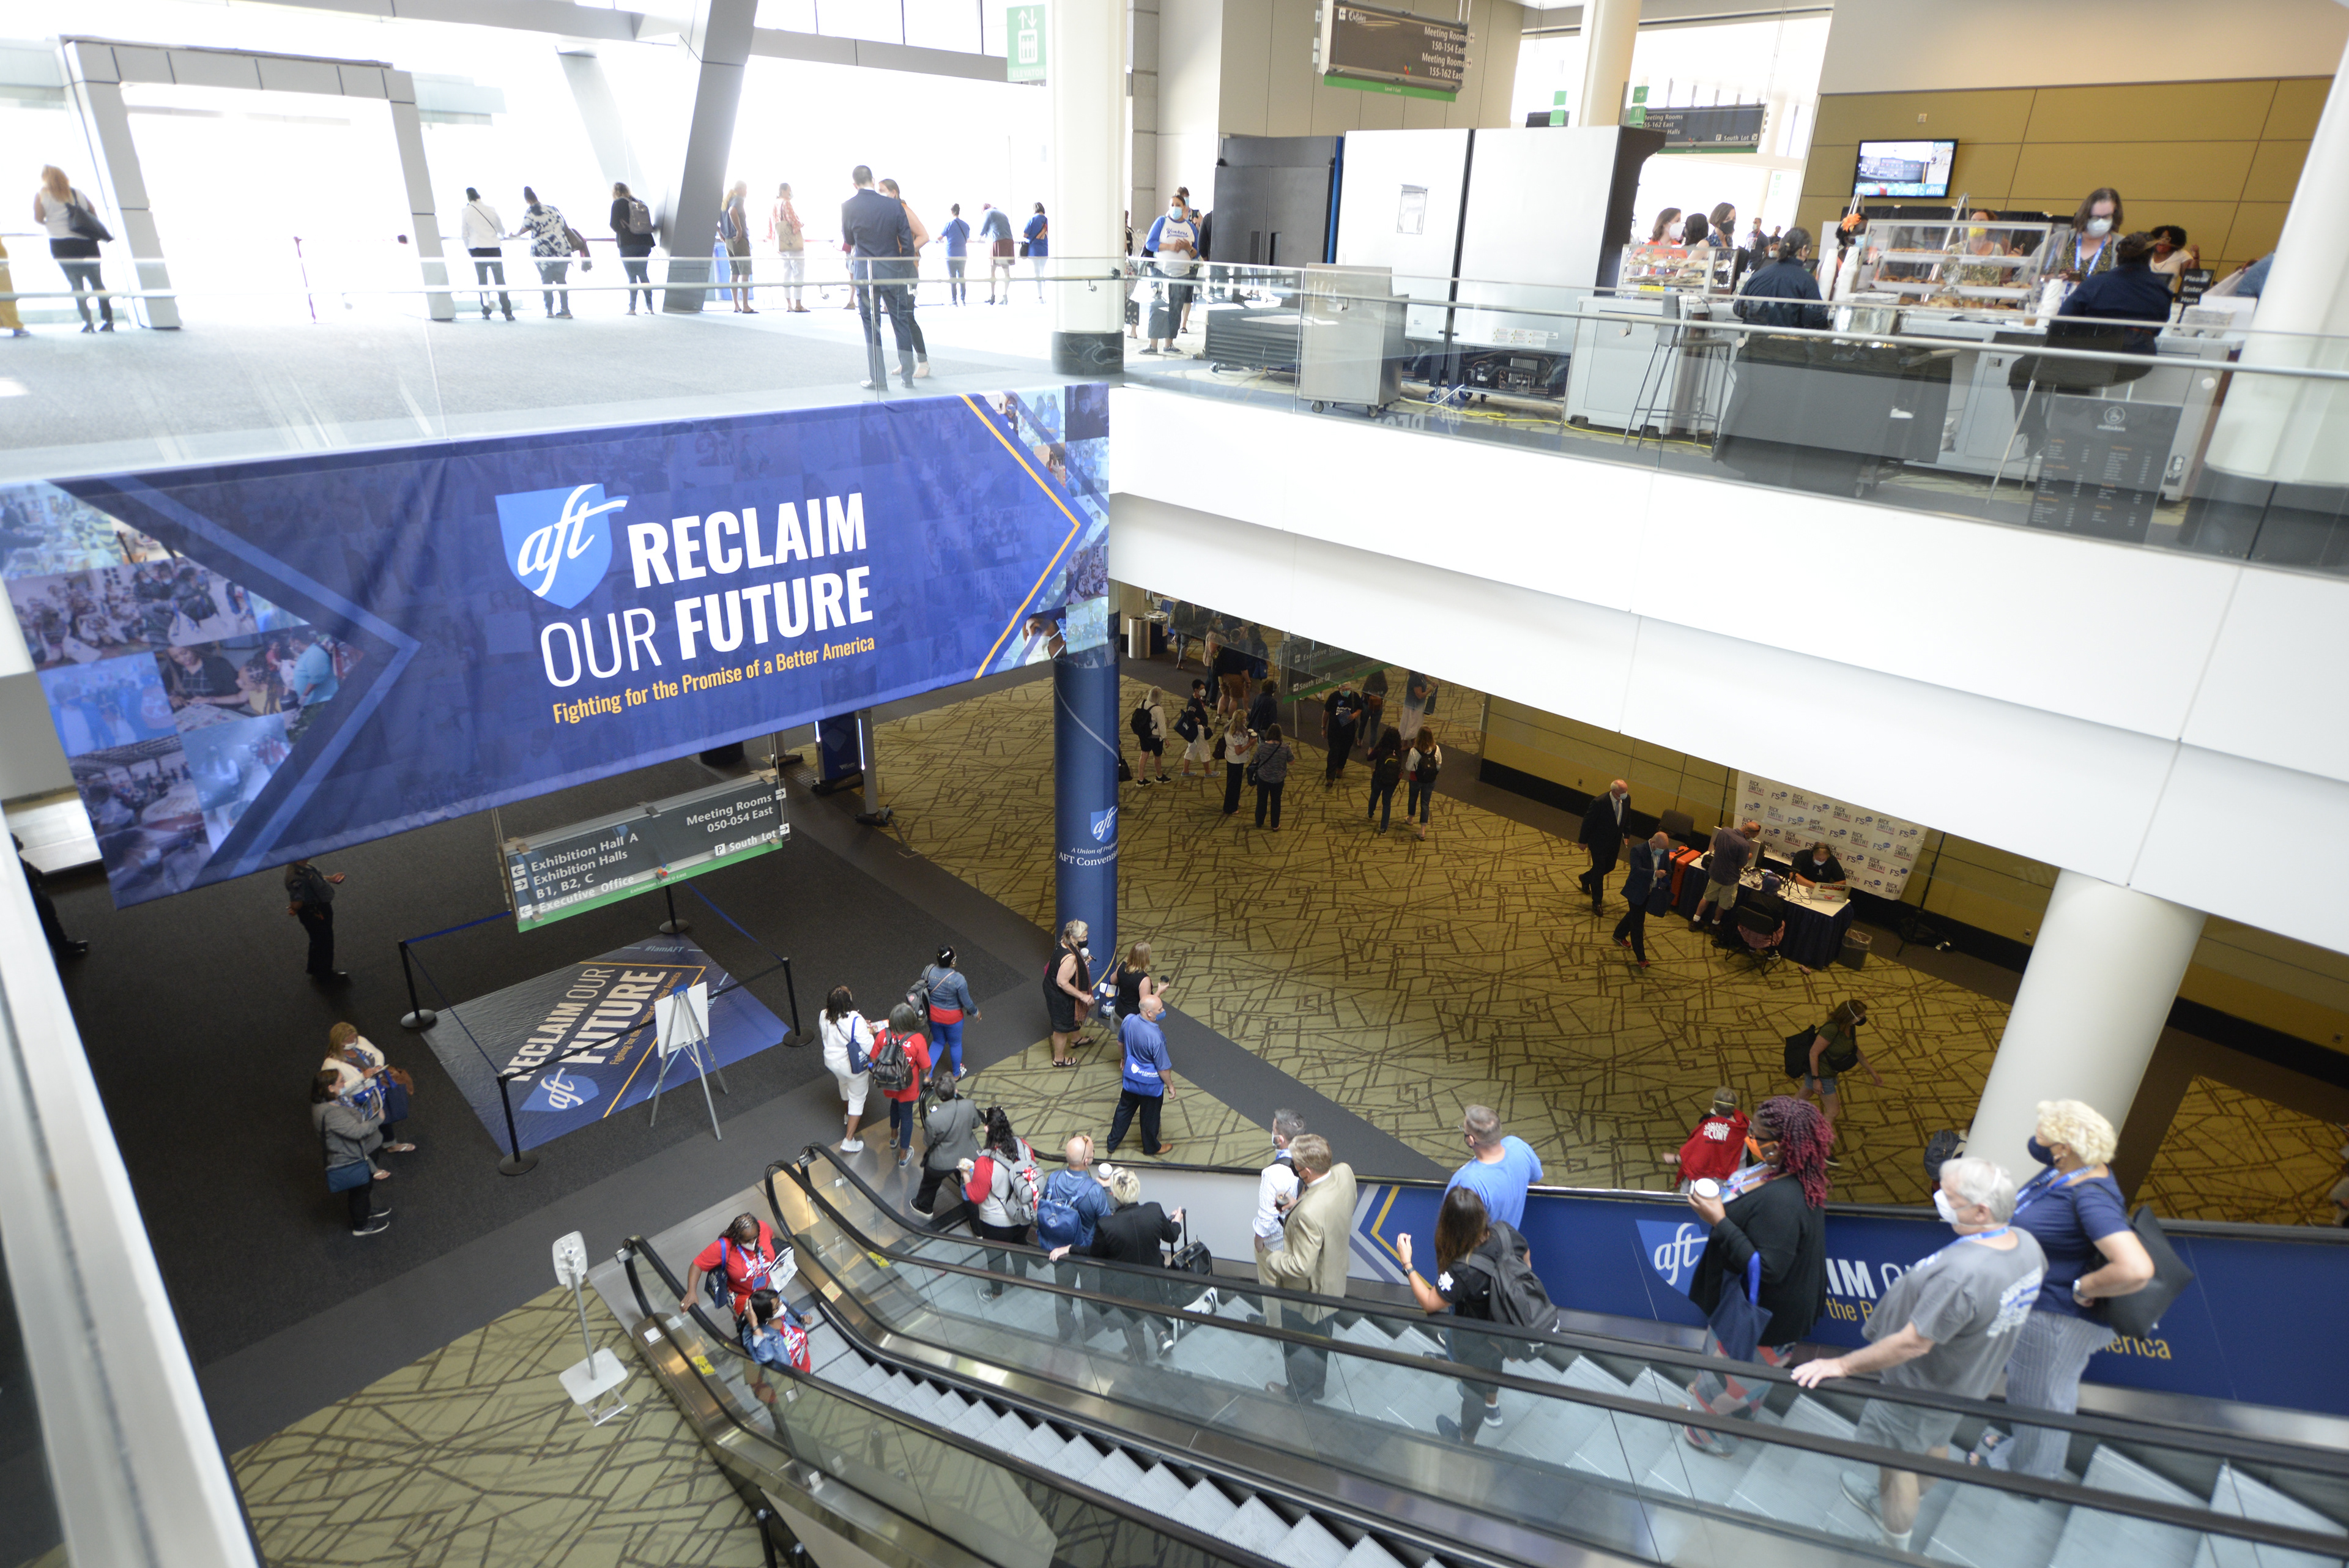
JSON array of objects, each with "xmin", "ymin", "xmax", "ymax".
[{"xmin": 1253, "ymin": 1133, "xmax": 1357, "ymax": 1403}]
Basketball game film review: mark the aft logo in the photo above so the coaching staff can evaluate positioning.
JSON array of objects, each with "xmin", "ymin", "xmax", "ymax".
[
  {"xmin": 497, "ymin": 483, "xmax": 628, "ymax": 609},
  {"xmin": 1636, "ymin": 1220, "xmax": 1708, "ymax": 1294},
  {"xmin": 522, "ymin": 1065, "xmax": 603, "ymax": 1113},
  {"xmin": 1091, "ymin": 807, "xmax": 1118, "ymax": 844}
]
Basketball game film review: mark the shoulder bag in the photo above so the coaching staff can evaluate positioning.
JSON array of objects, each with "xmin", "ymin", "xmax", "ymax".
[
  {"xmin": 64, "ymin": 191, "xmax": 112, "ymax": 244},
  {"xmin": 1782, "ymin": 1028, "xmax": 1817, "ymax": 1079},
  {"xmin": 2101, "ymin": 1206, "xmax": 2194, "ymax": 1338},
  {"xmin": 1706, "ymin": 1254, "xmax": 1775, "ymax": 1362}
]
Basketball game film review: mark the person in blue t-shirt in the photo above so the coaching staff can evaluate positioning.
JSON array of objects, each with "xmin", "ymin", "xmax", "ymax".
[
  {"xmin": 1105, "ymin": 991, "xmax": 1176, "ymax": 1159},
  {"xmin": 1042, "ymin": 1132, "xmax": 1118, "ymax": 1338},
  {"xmin": 938, "ymin": 203, "xmax": 971, "ymax": 305},
  {"xmin": 1973, "ymin": 1099, "xmax": 2154, "ymax": 1479},
  {"xmin": 1444, "ymin": 1105, "xmax": 1542, "ymax": 1230},
  {"xmin": 1022, "ymin": 203, "xmax": 1049, "ymax": 302}
]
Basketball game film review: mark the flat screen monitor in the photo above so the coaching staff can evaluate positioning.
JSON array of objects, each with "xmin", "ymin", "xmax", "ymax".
[{"xmin": 1853, "ymin": 139, "xmax": 1957, "ymax": 199}]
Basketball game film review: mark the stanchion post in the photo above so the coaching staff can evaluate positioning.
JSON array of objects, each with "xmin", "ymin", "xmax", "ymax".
[
  {"xmin": 781, "ymin": 955, "xmax": 801, "ymax": 1044},
  {"xmin": 659, "ymin": 882, "xmax": 690, "ymax": 935},
  {"xmin": 398, "ymin": 940, "xmax": 437, "ymax": 1030},
  {"xmin": 495, "ymin": 1074, "xmax": 538, "ymax": 1176}
]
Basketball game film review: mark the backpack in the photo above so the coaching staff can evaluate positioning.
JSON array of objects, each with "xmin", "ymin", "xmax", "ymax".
[
  {"xmin": 1453, "ymin": 1223, "xmax": 1556, "ymax": 1354},
  {"xmin": 907, "ymin": 968, "xmax": 935, "ymax": 1013},
  {"xmin": 867, "ymin": 1026, "xmax": 914, "ymax": 1095},
  {"xmin": 1413, "ymin": 747, "xmax": 1441, "ymax": 786},
  {"xmin": 624, "ymin": 196, "xmax": 652, "ymax": 236},
  {"xmin": 1130, "ymin": 703, "xmax": 1154, "ymax": 740},
  {"xmin": 1174, "ymin": 706, "xmax": 1200, "ymax": 743},
  {"xmin": 1923, "ymin": 1129, "xmax": 1964, "ymax": 1185},
  {"xmin": 974, "ymin": 1146, "xmax": 1042, "ymax": 1225},
  {"xmin": 1373, "ymin": 751, "xmax": 1404, "ymax": 789},
  {"xmin": 1036, "ymin": 1171, "xmax": 1091, "ymax": 1249}
]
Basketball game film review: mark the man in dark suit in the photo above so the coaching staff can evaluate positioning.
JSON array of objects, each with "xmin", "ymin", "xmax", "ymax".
[
  {"xmin": 1612, "ymin": 830, "xmax": 1672, "ymax": 967},
  {"xmin": 1578, "ymin": 779, "xmax": 1630, "ymax": 912},
  {"xmin": 841, "ymin": 165, "xmax": 916, "ymax": 392}
]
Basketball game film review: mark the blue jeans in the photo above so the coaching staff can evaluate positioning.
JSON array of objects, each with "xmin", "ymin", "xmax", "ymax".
[
  {"xmin": 888, "ymin": 1096, "xmax": 917, "ymax": 1150},
  {"xmin": 1368, "ymin": 780, "xmax": 1397, "ymax": 831},
  {"xmin": 930, "ymin": 1017, "xmax": 964, "ymax": 1075}
]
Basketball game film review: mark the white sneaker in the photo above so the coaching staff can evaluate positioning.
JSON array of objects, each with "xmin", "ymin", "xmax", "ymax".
[{"xmin": 841, "ymin": 1138, "xmax": 865, "ymax": 1153}]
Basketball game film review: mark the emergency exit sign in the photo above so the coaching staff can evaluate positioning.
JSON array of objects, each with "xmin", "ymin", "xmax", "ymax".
[{"xmin": 1008, "ymin": 4, "xmax": 1045, "ymax": 83}]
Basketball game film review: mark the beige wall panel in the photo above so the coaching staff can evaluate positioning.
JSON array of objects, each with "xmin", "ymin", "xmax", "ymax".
[
  {"xmin": 2243, "ymin": 138, "xmax": 2313, "ymax": 203},
  {"xmin": 2222, "ymin": 200, "xmax": 2292, "ymax": 264},
  {"xmin": 2009, "ymin": 139, "xmax": 2257, "ymax": 204},
  {"xmin": 2021, "ymin": 79, "xmax": 2278, "ymax": 143},
  {"xmin": 2262, "ymin": 75, "xmax": 2335, "ymax": 139},
  {"xmin": 1813, "ymin": 88, "xmax": 2038, "ymax": 146}
]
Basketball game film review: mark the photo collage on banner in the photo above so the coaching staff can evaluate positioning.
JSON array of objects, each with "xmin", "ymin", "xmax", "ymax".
[
  {"xmin": 1734, "ymin": 773, "xmax": 1926, "ymax": 898},
  {"xmin": 3, "ymin": 483, "xmax": 358, "ymax": 905},
  {"xmin": 21, "ymin": 385, "xmax": 1109, "ymax": 908}
]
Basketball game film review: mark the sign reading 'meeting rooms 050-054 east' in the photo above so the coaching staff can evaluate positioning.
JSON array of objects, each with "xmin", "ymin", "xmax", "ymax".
[{"xmin": 502, "ymin": 771, "xmax": 789, "ymax": 933}]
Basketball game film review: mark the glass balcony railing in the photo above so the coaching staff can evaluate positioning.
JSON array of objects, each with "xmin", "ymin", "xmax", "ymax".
[{"xmin": 6, "ymin": 247, "xmax": 2347, "ymax": 576}]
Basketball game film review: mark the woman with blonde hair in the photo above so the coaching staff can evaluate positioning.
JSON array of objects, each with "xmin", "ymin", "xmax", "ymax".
[
  {"xmin": 1044, "ymin": 918, "xmax": 1091, "ymax": 1068},
  {"xmin": 1113, "ymin": 940, "xmax": 1163, "ymax": 1024},
  {"xmin": 722, "ymin": 179, "xmax": 755, "ymax": 311},
  {"xmin": 1972, "ymin": 1098, "xmax": 2154, "ymax": 1477},
  {"xmin": 33, "ymin": 165, "xmax": 111, "ymax": 332},
  {"xmin": 321, "ymin": 1021, "xmax": 415, "ymax": 1153}
]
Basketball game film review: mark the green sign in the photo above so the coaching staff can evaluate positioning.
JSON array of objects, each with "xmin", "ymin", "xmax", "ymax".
[
  {"xmin": 1627, "ymin": 83, "xmax": 1648, "ymax": 127},
  {"xmin": 1007, "ymin": 4, "xmax": 1045, "ymax": 83},
  {"xmin": 1323, "ymin": 72, "xmax": 1457, "ymax": 103},
  {"xmin": 502, "ymin": 771, "xmax": 789, "ymax": 933},
  {"xmin": 1549, "ymin": 89, "xmax": 1567, "ymax": 127}
]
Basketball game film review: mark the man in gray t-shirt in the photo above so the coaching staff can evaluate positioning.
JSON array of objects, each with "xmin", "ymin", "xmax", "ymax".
[
  {"xmin": 1693, "ymin": 819, "xmax": 1758, "ymax": 930},
  {"xmin": 1793, "ymin": 1158, "xmax": 2046, "ymax": 1551}
]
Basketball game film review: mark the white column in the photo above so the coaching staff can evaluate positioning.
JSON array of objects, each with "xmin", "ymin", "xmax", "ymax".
[
  {"xmin": 1578, "ymin": 0, "xmax": 1641, "ymax": 130},
  {"xmin": 659, "ymin": 0, "xmax": 757, "ymax": 314},
  {"xmin": 1049, "ymin": 0, "xmax": 1128, "ymax": 373},
  {"xmin": 1968, "ymin": 871, "xmax": 2206, "ymax": 1176},
  {"xmin": 2191, "ymin": 28, "xmax": 2349, "ymax": 547},
  {"xmin": 59, "ymin": 41, "xmax": 178, "ymax": 330},
  {"xmin": 1128, "ymin": 0, "xmax": 1161, "ymax": 226},
  {"xmin": 385, "ymin": 75, "xmax": 456, "ymax": 324}
]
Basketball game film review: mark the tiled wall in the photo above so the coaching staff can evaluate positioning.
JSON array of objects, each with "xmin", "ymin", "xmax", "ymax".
[
  {"xmin": 1796, "ymin": 76, "xmax": 2331, "ymax": 276},
  {"xmin": 1485, "ymin": 696, "xmax": 2349, "ymax": 1053}
]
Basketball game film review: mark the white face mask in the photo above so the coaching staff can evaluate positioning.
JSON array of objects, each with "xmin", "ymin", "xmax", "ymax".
[
  {"xmin": 2085, "ymin": 217, "xmax": 2113, "ymax": 237},
  {"xmin": 1932, "ymin": 1188, "xmax": 1961, "ymax": 1225}
]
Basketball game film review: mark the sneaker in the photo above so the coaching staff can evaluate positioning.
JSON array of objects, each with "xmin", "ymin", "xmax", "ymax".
[
  {"xmin": 841, "ymin": 1137, "xmax": 865, "ymax": 1153},
  {"xmin": 1147, "ymin": 1143, "xmax": 1179, "ymax": 1158},
  {"xmin": 352, "ymin": 1216, "xmax": 391, "ymax": 1236},
  {"xmin": 1435, "ymin": 1415, "xmax": 1469, "ymax": 1443},
  {"xmin": 367, "ymin": 1207, "xmax": 394, "ymax": 1221},
  {"xmin": 1483, "ymin": 1401, "xmax": 1504, "ymax": 1427},
  {"xmin": 1838, "ymin": 1469, "xmax": 1909, "ymax": 1548},
  {"xmin": 897, "ymin": 1149, "xmax": 915, "ymax": 1168}
]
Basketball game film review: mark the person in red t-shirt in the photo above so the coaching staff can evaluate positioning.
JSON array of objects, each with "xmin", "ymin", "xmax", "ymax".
[
  {"xmin": 685, "ymin": 1213, "xmax": 784, "ymax": 1322},
  {"xmin": 1677, "ymin": 1088, "xmax": 1751, "ymax": 1188},
  {"xmin": 879, "ymin": 1002, "xmax": 934, "ymax": 1169}
]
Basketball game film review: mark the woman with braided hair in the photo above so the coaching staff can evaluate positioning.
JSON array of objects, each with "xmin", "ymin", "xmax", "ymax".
[{"xmin": 1680, "ymin": 1095, "xmax": 1833, "ymax": 1454}]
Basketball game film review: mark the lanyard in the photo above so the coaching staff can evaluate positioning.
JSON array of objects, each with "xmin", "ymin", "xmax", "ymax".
[
  {"xmin": 1915, "ymin": 1225, "xmax": 2012, "ymax": 1272},
  {"xmin": 2013, "ymin": 1164, "xmax": 2095, "ymax": 1217}
]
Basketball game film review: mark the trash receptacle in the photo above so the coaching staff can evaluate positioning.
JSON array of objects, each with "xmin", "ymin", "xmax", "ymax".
[{"xmin": 1839, "ymin": 930, "xmax": 1872, "ymax": 970}]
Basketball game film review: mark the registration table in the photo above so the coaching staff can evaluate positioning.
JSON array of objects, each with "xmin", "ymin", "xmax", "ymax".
[{"xmin": 1665, "ymin": 854, "xmax": 1860, "ymax": 970}]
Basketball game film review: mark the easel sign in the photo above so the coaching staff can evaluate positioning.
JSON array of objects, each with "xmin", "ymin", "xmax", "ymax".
[{"xmin": 648, "ymin": 979, "xmax": 727, "ymax": 1139}]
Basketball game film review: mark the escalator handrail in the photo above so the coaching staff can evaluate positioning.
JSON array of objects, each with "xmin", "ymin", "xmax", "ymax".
[
  {"xmin": 616, "ymin": 1235, "xmax": 1321, "ymax": 1568},
  {"xmin": 783, "ymin": 1146, "xmax": 2349, "ymax": 1475},
  {"xmin": 768, "ymin": 1156, "xmax": 2349, "ymax": 1553}
]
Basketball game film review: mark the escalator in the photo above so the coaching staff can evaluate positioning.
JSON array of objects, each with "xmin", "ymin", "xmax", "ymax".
[{"xmin": 607, "ymin": 1146, "xmax": 2349, "ymax": 1568}]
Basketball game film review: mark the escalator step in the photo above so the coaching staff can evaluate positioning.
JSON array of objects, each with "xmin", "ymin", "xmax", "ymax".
[
  {"xmin": 1018, "ymin": 1422, "xmax": 1072, "ymax": 1471},
  {"xmin": 932, "ymin": 1392, "xmax": 974, "ymax": 1423},
  {"xmin": 2049, "ymin": 1449, "xmax": 2206, "ymax": 1568},
  {"xmin": 1219, "ymin": 1497, "xmax": 1296, "ymax": 1558},
  {"xmin": 1129, "ymin": 1465, "xmax": 1193, "ymax": 1519},
  {"xmin": 1184, "ymin": 1479, "xmax": 1240, "ymax": 1536},
  {"xmin": 1083, "ymin": 1449, "xmax": 1150, "ymax": 1499},
  {"xmin": 1920, "ymin": 1482, "xmax": 2070, "ymax": 1568},
  {"xmin": 2205, "ymin": 1462, "xmax": 2347, "ymax": 1568},
  {"xmin": 1335, "ymin": 1537, "xmax": 1409, "ymax": 1568},
  {"xmin": 1277, "ymin": 1513, "xmax": 1351, "ymax": 1568},
  {"xmin": 978, "ymin": 1409, "xmax": 1036, "ymax": 1457}
]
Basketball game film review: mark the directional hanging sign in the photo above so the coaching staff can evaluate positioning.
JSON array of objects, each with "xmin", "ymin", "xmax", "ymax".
[{"xmin": 502, "ymin": 770, "xmax": 789, "ymax": 932}]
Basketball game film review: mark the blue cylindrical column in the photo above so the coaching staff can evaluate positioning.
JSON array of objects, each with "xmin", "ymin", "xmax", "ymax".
[{"xmin": 1053, "ymin": 641, "xmax": 1120, "ymax": 967}]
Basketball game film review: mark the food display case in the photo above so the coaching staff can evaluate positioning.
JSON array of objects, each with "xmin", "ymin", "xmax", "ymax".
[
  {"xmin": 1847, "ymin": 217, "xmax": 2057, "ymax": 312},
  {"xmin": 1619, "ymin": 241, "xmax": 1736, "ymax": 293}
]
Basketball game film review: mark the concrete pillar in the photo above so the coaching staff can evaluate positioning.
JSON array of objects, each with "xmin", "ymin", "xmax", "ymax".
[
  {"xmin": 1968, "ymin": 871, "xmax": 2206, "ymax": 1177},
  {"xmin": 1048, "ymin": 0, "xmax": 1127, "ymax": 374},
  {"xmin": 659, "ymin": 0, "xmax": 756, "ymax": 314},
  {"xmin": 58, "ymin": 41, "xmax": 177, "ymax": 329},
  {"xmin": 1053, "ymin": 648, "xmax": 1122, "ymax": 969},
  {"xmin": 385, "ymin": 75, "xmax": 456, "ymax": 324},
  {"xmin": 1129, "ymin": 0, "xmax": 1161, "ymax": 229},
  {"xmin": 2187, "ymin": 28, "xmax": 2349, "ymax": 555},
  {"xmin": 558, "ymin": 51, "xmax": 645, "ymax": 195},
  {"xmin": 1577, "ymin": 0, "xmax": 1641, "ymax": 130}
]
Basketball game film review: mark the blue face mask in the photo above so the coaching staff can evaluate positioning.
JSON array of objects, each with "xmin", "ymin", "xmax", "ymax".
[{"xmin": 2026, "ymin": 1136, "xmax": 2056, "ymax": 1167}]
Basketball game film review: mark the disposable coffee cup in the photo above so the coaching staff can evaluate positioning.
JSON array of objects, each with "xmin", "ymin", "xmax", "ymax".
[{"xmin": 1691, "ymin": 1178, "xmax": 1722, "ymax": 1200}]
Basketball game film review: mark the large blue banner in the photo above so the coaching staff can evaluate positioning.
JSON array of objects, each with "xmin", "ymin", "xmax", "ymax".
[
  {"xmin": 1348, "ymin": 1182, "xmax": 2349, "ymax": 1418},
  {"xmin": 2, "ymin": 387, "xmax": 1110, "ymax": 906}
]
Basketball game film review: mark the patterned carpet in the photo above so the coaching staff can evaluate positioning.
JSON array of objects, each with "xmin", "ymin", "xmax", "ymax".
[
  {"xmin": 229, "ymin": 1287, "xmax": 763, "ymax": 1568},
  {"xmin": 874, "ymin": 674, "xmax": 2337, "ymax": 1218},
  {"xmin": 2142, "ymin": 1077, "xmax": 2347, "ymax": 1228}
]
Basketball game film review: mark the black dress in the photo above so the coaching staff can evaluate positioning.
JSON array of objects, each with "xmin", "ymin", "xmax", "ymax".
[
  {"xmin": 1687, "ymin": 1174, "xmax": 1827, "ymax": 1348},
  {"xmin": 1114, "ymin": 965, "xmax": 1146, "ymax": 1020},
  {"xmin": 1044, "ymin": 947, "xmax": 1089, "ymax": 1033}
]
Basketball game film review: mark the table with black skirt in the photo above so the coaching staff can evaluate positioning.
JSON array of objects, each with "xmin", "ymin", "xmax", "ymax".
[{"xmin": 1667, "ymin": 861, "xmax": 1860, "ymax": 969}]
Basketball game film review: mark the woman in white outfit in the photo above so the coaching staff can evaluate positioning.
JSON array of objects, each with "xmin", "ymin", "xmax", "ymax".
[{"xmin": 820, "ymin": 984, "xmax": 877, "ymax": 1152}]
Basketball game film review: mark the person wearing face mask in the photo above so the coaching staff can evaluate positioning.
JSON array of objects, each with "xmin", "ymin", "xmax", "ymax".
[
  {"xmin": 2009, "ymin": 231, "xmax": 2171, "ymax": 456},
  {"xmin": 1682, "ymin": 1096, "xmax": 1833, "ymax": 1453},
  {"xmin": 1734, "ymin": 228, "xmax": 1829, "ymax": 330},
  {"xmin": 1792, "ymin": 1157, "xmax": 2046, "ymax": 1553},
  {"xmin": 1968, "ymin": 1101, "xmax": 2154, "ymax": 1477},
  {"xmin": 2040, "ymin": 187, "xmax": 2124, "ymax": 282},
  {"xmin": 1044, "ymin": 919, "xmax": 1093, "ymax": 1068},
  {"xmin": 1141, "ymin": 196, "xmax": 1198, "ymax": 357},
  {"xmin": 2147, "ymin": 225, "xmax": 2198, "ymax": 291}
]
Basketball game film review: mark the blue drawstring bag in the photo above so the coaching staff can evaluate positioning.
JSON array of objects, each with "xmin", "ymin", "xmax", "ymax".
[{"xmin": 1708, "ymin": 1254, "xmax": 1775, "ymax": 1362}]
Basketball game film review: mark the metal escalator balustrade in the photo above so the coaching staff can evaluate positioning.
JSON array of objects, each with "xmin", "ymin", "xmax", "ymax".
[
  {"xmin": 776, "ymin": 1147, "xmax": 2349, "ymax": 1568},
  {"xmin": 617, "ymin": 1233, "xmax": 1508, "ymax": 1568}
]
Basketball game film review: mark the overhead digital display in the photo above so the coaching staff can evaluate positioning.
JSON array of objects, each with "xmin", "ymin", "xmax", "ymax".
[
  {"xmin": 1321, "ymin": 2, "xmax": 1468, "ymax": 98},
  {"xmin": 1854, "ymin": 139, "xmax": 1958, "ymax": 198}
]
